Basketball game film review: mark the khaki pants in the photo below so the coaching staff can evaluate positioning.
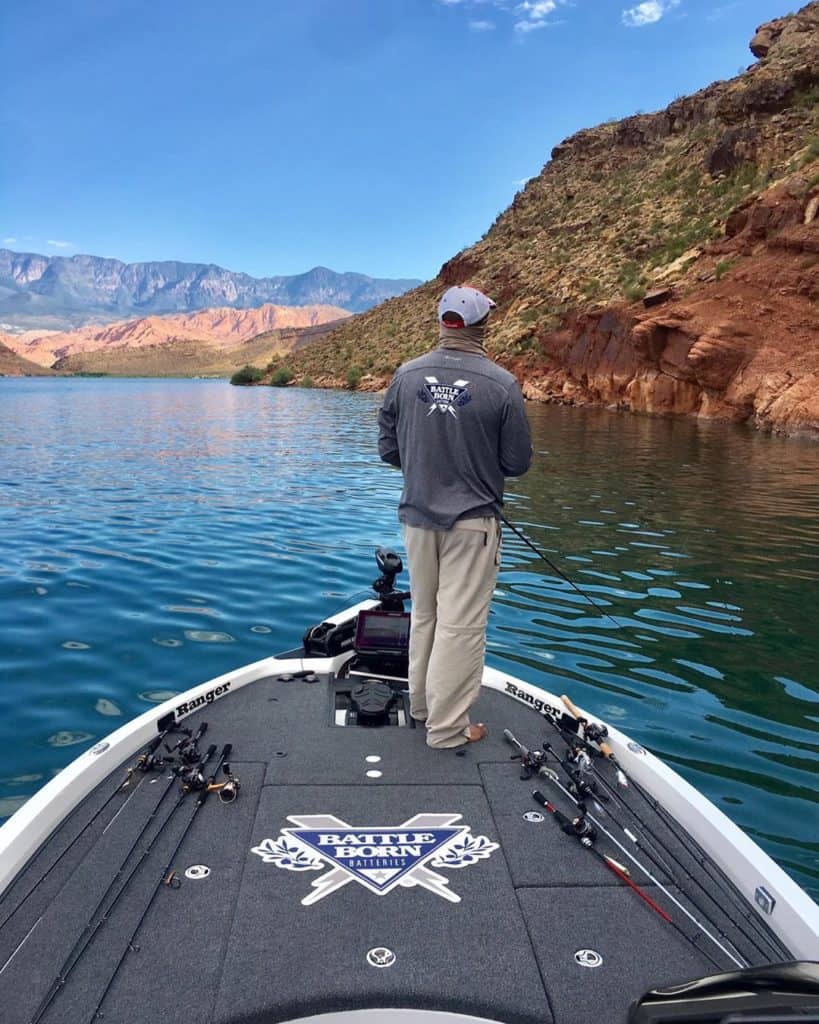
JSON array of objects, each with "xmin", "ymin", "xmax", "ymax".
[{"xmin": 403, "ymin": 517, "xmax": 501, "ymax": 748}]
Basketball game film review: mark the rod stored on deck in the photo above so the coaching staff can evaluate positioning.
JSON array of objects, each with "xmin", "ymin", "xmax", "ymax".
[
  {"xmin": 544, "ymin": 694, "xmax": 792, "ymax": 963},
  {"xmin": 88, "ymin": 743, "xmax": 236, "ymax": 1022},
  {"xmin": 530, "ymin": 789, "xmax": 672, "ymax": 923},
  {"xmin": 504, "ymin": 727, "xmax": 746, "ymax": 970},
  {"xmin": 30, "ymin": 731, "xmax": 221, "ymax": 1024}
]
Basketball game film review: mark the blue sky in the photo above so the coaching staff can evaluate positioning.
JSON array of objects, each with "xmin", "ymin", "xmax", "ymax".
[{"xmin": 0, "ymin": 0, "xmax": 797, "ymax": 281}]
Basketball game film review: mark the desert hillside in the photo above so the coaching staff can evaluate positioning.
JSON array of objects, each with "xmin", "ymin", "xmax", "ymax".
[
  {"xmin": 52, "ymin": 318, "xmax": 347, "ymax": 378},
  {"xmin": 7, "ymin": 303, "xmax": 351, "ymax": 368},
  {"xmin": 0, "ymin": 336, "xmax": 53, "ymax": 376},
  {"xmin": 261, "ymin": 2, "xmax": 819, "ymax": 437}
]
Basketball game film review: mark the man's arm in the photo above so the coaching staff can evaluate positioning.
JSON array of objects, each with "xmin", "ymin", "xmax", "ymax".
[
  {"xmin": 499, "ymin": 381, "xmax": 532, "ymax": 477},
  {"xmin": 377, "ymin": 377, "xmax": 401, "ymax": 468}
]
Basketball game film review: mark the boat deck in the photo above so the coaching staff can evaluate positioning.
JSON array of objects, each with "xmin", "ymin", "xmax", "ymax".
[{"xmin": 0, "ymin": 668, "xmax": 791, "ymax": 1024}]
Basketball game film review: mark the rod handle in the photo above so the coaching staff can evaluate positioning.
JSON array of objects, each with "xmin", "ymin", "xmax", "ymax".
[
  {"xmin": 503, "ymin": 729, "xmax": 525, "ymax": 753},
  {"xmin": 561, "ymin": 694, "xmax": 615, "ymax": 759},
  {"xmin": 531, "ymin": 790, "xmax": 573, "ymax": 832}
]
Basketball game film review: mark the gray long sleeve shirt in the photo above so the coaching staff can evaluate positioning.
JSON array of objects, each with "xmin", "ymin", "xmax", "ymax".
[{"xmin": 377, "ymin": 348, "xmax": 532, "ymax": 530}]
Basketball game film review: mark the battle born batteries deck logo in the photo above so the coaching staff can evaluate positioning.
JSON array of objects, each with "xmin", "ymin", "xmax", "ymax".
[{"xmin": 251, "ymin": 813, "xmax": 498, "ymax": 904}]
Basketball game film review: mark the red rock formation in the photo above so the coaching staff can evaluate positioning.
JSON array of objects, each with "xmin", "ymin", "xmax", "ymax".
[
  {"xmin": 517, "ymin": 177, "xmax": 819, "ymax": 437},
  {"xmin": 6, "ymin": 304, "xmax": 352, "ymax": 367}
]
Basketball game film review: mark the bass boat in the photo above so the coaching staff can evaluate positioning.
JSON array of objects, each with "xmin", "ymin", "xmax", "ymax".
[{"xmin": 1, "ymin": 548, "xmax": 818, "ymax": 1024}]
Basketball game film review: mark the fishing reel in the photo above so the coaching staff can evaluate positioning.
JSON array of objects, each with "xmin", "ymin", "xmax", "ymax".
[
  {"xmin": 177, "ymin": 738, "xmax": 207, "ymax": 765},
  {"xmin": 513, "ymin": 747, "xmax": 549, "ymax": 780},
  {"xmin": 563, "ymin": 814, "xmax": 598, "ymax": 848},
  {"xmin": 584, "ymin": 721, "xmax": 608, "ymax": 746},
  {"xmin": 564, "ymin": 740, "xmax": 593, "ymax": 774},
  {"xmin": 566, "ymin": 766, "xmax": 609, "ymax": 804},
  {"xmin": 208, "ymin": 762, "xmax": 240, "ymax": 804},
  {"xmin": 177, "ymin": 763, "xmax": 209, "ymax": 792},
  {"xmin": 134, "ymin": 750, "xmax": 166, "ymax": 774}
]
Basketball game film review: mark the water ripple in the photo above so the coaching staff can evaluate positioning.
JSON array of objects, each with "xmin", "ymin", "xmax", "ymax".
[{"xmin": 0, "ymin": 380, "xmax": 817, "ymax": 899}]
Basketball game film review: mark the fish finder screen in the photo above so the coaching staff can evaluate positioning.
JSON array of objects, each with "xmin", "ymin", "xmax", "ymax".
[{"xmin": 354, "ymin": 610, "xmax": 410, "ymax": 653}]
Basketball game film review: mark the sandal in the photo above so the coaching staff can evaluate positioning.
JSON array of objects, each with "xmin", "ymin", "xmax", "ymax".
[{"xmin": 463, "ymin": 723, "xmax": 488, "ymax": 743}]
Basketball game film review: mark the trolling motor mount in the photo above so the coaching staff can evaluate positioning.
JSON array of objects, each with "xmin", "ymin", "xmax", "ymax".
[{"xmin": 372, "ymin": 547, "xmax": 410, "ymax": 613}]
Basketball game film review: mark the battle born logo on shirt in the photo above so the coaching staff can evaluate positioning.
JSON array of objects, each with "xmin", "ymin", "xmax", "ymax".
[
  {"xmin": 417, "ymin": 376, "xmax": 471, "ymax": 417},
  {"xmin": 250, "ymin": 813, "xmax": 498, "ymax": 905}
]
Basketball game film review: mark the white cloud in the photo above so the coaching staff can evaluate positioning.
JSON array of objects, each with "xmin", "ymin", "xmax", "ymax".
[
  {"xmin": 621, "ymin": 0, "xmax": 680, "ymax": 27},
  {"xmin": 517, "ymin": 0, "xmax": 556, "ymax": 16},
  {"xmin": 514, "ymin": 17, "xmax": 551, "ymax": 32},
  {"xmin": 47, "ymin": 239, "xmax": 74, "ymax": 248},
  {"xmin": 514, "ymin": 0, "xmax": 558, "ymax": 33},
  {"xmin": 2, "ymin": 237, "xmax": 17, "ymax": 244},
  {"xmin": 438, "ymin": 0, "xmax": 567, "ymax": 36}
]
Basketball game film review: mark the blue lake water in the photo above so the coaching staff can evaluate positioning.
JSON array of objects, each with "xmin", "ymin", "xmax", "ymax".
[{"xmin": 0, "ymin": 377, "xmax": 817, "ymax": 899}]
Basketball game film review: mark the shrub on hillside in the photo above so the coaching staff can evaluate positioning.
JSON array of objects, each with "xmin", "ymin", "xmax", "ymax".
[
  {"xmin": 231, "ymin": 365, "xmax": 264, "ymax": 386},
  {"xmin": 346, "ymin": 366, "xmax": 363, "ymax": 390},
  {"xmin": 270, "ymin": 368, "xmax": 294, "ymax": 387}
]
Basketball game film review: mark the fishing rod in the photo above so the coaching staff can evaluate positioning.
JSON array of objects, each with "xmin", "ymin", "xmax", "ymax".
[
  {"xmin": 540, "ymin": 740, "xmax": 682, "ymax": 881},
  {"xmin": 496, "ymin": 519, "xmax": 780, "ymax": 954},
  {"xmin": 500, "ymin": 512, "xmax": 622, "ymax": 630},
  {"xmin": 0, "ymin": 723, "xmax": 194, "ymax": 941},
  {"xmin": 530, "ymin": 789, "xmax": 672, "ymax": 923},
  {"xmin": 30, "ymin": 740, "xmax": 217, "ymax": 1024},
  {"xmin": 505, "ymin": 728, "xmax": 674, "ymax": 875},
  {"xmin": 553, "ymin": 697, "xmax": 792, "ymax": 963},
  {"xmin": 510, "ymin": 723, "xmax": 749, "ymax": 968},
  {"xmin": 504, "ymin": 728, "xmax": 745, "ymax": 970},
  {"xmin": 87, "ymin": 743, "xmax": 234, "ymax": 1023}
]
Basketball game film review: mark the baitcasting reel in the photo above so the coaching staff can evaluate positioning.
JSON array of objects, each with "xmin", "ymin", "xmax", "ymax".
[{"xmin": 208, "ymin": 762, "xmax": 240, "ymax": 803}]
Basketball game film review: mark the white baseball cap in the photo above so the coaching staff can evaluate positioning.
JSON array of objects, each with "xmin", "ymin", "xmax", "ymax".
[{"xmin": 438, "ymin": 285, "xmax": 496, "ymax": 327}]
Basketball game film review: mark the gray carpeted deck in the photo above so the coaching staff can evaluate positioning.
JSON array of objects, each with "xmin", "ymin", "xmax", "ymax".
[{"xmin": 0, "ymin": 668, "xmax": 792, "ymax": 1024}]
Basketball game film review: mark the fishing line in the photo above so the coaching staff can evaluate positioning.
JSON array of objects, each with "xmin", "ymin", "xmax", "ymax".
[{"xmin": 500, "ymin": 513, "xmax": 622, "ymax": 630}]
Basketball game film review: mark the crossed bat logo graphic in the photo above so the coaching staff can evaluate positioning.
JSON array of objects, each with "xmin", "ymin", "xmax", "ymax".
[
  {"xmin": 251, "ymin": 812, "xmax": 498, "ymax": 905},
  {"xmin": 417, "ymin": 376, "xmax": 472, "ymax": 417}
]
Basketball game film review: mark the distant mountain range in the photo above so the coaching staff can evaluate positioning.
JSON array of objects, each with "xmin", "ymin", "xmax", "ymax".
[{"xmin": 0, "ymin": 249, "xmax": 422, "ymax": 331}]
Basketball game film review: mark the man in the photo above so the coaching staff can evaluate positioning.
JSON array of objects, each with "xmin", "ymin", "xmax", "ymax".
[{"xmin": 377, "ymin": 285, "xmax": 532, "ymax": 748}]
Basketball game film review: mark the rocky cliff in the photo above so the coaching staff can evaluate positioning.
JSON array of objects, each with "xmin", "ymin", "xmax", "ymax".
[
  {"xmin": 6, "ymin": 303, "xmax": 351, "ymax": 368},
  {"xmin": 0, "ymin": 251, "xmax": 420, "ymax": 331},
  {"xmin": 263, "ymin": 2, "xmax": 819, "ymax": 437}
]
